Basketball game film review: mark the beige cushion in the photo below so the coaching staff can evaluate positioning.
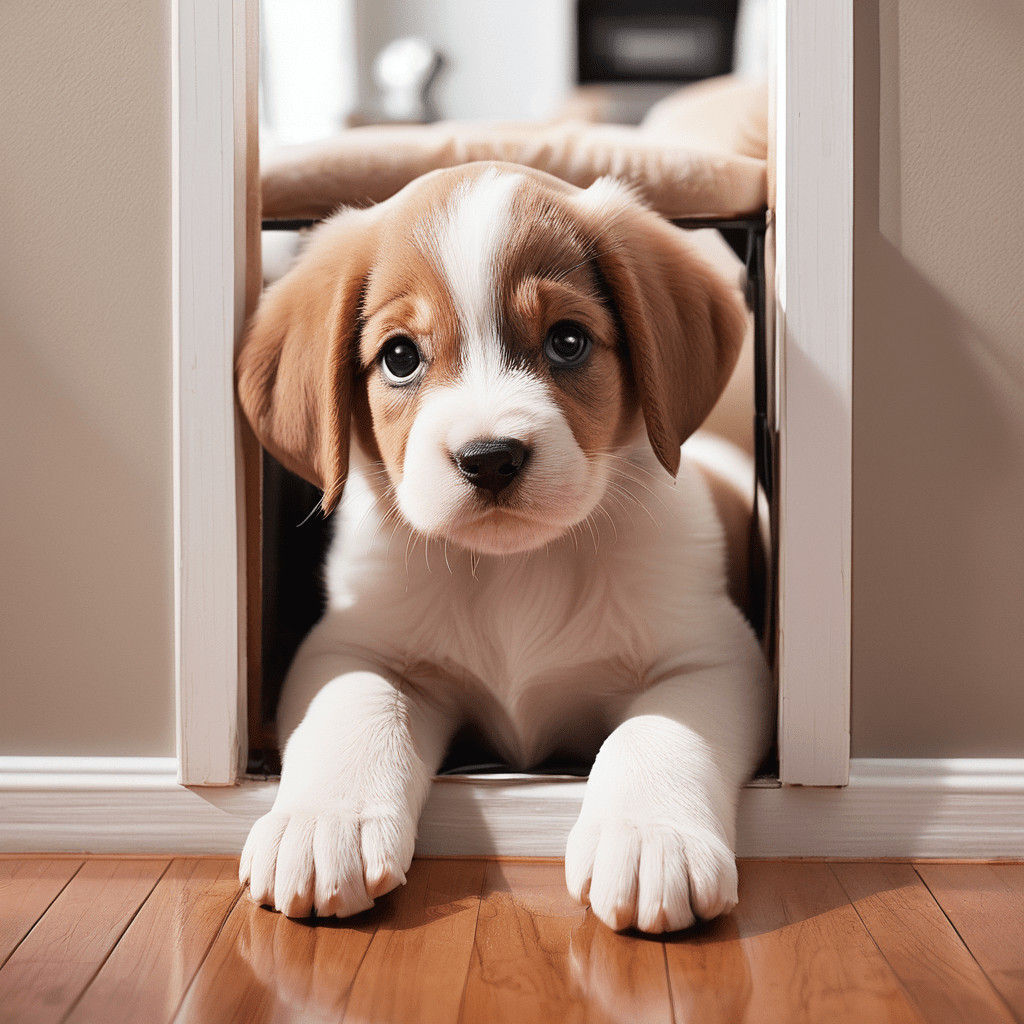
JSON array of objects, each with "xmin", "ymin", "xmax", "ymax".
[
  {"xmin": 262, "ymin": 75, "xmax": 769, "ymax": 222},
  {"xmin": 640, "ymin": 75, "xmax": 768, "ymax": 160}
]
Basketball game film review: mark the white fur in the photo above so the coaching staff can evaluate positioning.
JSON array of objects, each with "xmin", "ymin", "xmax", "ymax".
[
  {"xmin": 433, "ymin": 166, "xmax": 523, "ymax": 373},
  {"xmin": 240, "ymin": 173, "xmax": 773, "ymax": 933}
]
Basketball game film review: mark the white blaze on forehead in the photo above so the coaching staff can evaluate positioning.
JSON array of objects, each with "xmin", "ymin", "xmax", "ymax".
[{"xmin": 433, "ymin": 168, "xmax": 524, "ymax": 374}]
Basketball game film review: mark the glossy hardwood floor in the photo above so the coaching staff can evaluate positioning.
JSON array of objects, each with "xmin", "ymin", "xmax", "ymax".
[{"xmin": 1, "ymin": 855, "xmax": 1022, "ymax": 1024}]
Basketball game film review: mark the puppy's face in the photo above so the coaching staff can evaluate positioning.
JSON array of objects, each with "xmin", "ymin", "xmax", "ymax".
[
  {"xmin": 238, "ymin": 164, "xmax": 746, "ymax": 555},
  {"xmin": 355, "ymin": 167, "xmax": 635, "ymax": 554}
]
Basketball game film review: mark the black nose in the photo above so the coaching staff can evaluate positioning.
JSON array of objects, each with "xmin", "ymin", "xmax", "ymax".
[{"xmin": 453, "ymin": 438, "xmax": 529, "ymax": 497}]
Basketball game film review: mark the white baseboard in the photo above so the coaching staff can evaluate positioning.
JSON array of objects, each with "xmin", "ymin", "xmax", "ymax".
[{"xmin": 1, "ymin": 758, "xmax": 1022, "ymax": 858}]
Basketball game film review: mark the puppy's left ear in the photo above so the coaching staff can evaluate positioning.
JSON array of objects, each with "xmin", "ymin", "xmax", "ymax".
[
  {"xmin": 236, "ymin": 212, "xmax": 376, "ymax": 513},
  {"xmin": 575, "ymin": 179, "xmax": 748, "ymax": 476}
]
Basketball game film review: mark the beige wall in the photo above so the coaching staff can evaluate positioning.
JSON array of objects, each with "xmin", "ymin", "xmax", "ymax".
[
  {"xmin": 0, "ymin": 1, "xmax": 175, "ymax": 755},
  {"xmin": 852, "ymin": 0, "xmax": 1024, "ymax": 755},
  {"xmin": 1, "ymin": 1, "xmax": 1020, "ymax": 761}
]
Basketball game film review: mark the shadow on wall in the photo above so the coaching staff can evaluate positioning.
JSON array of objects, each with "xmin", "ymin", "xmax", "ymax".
[{"xmin": 852, "ymin": 0, "xmax": 1024, "ymax": 757}]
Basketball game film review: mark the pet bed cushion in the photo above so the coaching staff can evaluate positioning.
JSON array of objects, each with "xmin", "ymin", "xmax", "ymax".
[{"xmin": 261, "ymin": 76, "xmax": 769, "ymax": 222}]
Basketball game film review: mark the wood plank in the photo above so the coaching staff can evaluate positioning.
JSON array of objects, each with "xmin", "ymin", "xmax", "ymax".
[
  {"xmin": 458, "ymin": 860, "xmax": 673, "ymax": 1024},
  {"xmin": 991, "ymin": 862, "xmax": 1024, "ymax": 899},
  {"xmin": 63, "ymin": 858, "xmax": 240, "ymax": 1024},
  {"xmin": 558, "ymin": 907, "xmax": 673, "ymax": 1024},
  {"xmin": 173, "ymin": 889, "xmax": 381, "ymax": 1023},
  {"xmin": 0, "ymin": 859, "xmax": 82, "ymax": 966},
  {"xmin": 0, "ymin": 858, "xmax": 168, "ymax": 1024},
  {"xmin": 663, "ymin": 912, "xmax": 759, "ymax": 1022},
  {"xmin": 915, "ymin": 862, "xmax": 1024, "ymax": 1019},
  {"xmin": 341, "ymin": 859, "xmax": 485, "ymax": 1023},
  {"xmin": 832, "ymin": 861, "xmax": 1016, "ymax": 1024},
  {"xmin": 663, "ymin": 861, "xmax": 926, "ymax": 1024}
]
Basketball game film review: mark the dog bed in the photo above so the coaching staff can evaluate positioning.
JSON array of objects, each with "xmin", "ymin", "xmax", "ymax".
[{"xmin": 260, "ymin": 75, "xmax": 769, "ymax": 222}]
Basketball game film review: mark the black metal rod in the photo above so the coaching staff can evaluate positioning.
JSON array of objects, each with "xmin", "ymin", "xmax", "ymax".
[{"xmin": 262, "ymin": 218, "xmax": 318, "ymax": 230}]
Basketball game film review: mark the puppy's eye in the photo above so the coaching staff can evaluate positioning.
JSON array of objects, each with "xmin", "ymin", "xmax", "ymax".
[
  {"xmin": 381, "ymin": 336, "xmax": 422, "ymax": 384},
  {"xmin": 543, "ymin": 322, "xmax": 592, "ymax": 368}
]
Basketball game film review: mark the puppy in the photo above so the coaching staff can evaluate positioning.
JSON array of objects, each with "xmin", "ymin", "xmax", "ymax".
[{"xmin": 236, "ymin": 162, "xmax": 772, "ymax": 933}]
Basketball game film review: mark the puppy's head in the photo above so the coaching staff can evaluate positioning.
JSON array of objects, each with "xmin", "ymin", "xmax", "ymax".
[{"xmin": 238, "ymin": 163, "xmax": 746, "ymax": 555}]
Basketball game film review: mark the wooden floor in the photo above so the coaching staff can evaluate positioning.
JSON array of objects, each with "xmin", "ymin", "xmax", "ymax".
[{"xmin": 1, "ymin": 857, "xmax": 1022, "ymax": 1024}]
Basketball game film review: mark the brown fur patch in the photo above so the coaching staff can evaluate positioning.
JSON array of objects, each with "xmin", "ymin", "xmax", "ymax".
[{"xmin": 356, "ymin": 228, "xmax": 461, "ymax": 482}]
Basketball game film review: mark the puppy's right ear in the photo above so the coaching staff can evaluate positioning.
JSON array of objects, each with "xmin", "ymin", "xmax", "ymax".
[{"xmin": 236, "ymin": 212, "xmax": 376, "ymax": 513}]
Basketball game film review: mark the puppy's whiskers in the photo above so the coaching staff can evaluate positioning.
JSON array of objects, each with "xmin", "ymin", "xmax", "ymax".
[
  {"xmin": 353, "ymin": 483, "xmax": 392, "ymax": 533},
  {"xmin": 295, "ymin": 494, "xmax": 325, "ymax": 528},
  {"xmin": 601, "ymin": 452, "xmax": 664, "ymax": 485},
  {"xmin": 604, "ymin": 478, "xmax": 661, "ymax": 532},
  {"xmin": 604, "ymin": 463, "xmax": 672, "ymax": 516},
  {"xmin": 383, "ymin": 506, "xmax": 406, "ymax": 566},
  {"xmin": 599, "ymin": 488, "xmax": 637, "ymax": 540},
  {"xmin": 339, "ymin": 462, "xmax": 391, "ymax": 511},
  {"xmin": 365, "ymin": 492, "xmax": 401, "ymax": 552},
  {"xmin": 594, "ymin": 500, "xmax": 618, "ymax": 544},
  {"xmin": 404, "ymin": 528, "xmax": 419, "ymax": 575}
]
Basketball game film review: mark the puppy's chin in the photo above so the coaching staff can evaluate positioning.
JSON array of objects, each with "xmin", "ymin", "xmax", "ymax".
[
  {"xmin": 395, "ymin": 477, "xmax": 610, "ymax": 557},
  {"xmin": 440, "ymin": 509, "xmax": 583, "ymax": 557}
]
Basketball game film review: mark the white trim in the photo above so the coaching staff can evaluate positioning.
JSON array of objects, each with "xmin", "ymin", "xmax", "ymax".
[
  {"xmin": 3, "ymin": 760, "xmax": 1022, "ymax": 859},
  {"xmin": 0, "ymin": 757, "xmax": 179, "ymax": 779},
  {"xmin": 774, "ymin": 0, "xmax": 854, "ymax": 785},
  {"xmin": 172, "ymin": 0, "xmax": 250, "ymax": 785}
]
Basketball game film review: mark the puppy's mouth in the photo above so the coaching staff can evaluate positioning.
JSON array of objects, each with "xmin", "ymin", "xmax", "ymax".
[
  {"xmin": 432, "ymin": 478, "xmax": 599, "ymax": 556},
  {"xmin": 460, "ymin": 499, "xmax": 544, "ymax": 526},
  {"xmin": 442, "ymin": 511, "xmax": 567, "ymax": 556}
]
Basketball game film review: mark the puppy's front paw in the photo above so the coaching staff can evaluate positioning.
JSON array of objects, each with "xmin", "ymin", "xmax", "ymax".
[
  {"xmin": 239, "ymin": 808, "xmax": 415, "ymax": 918},
  {"xmin": 565, "ymin": 815, "xmax": 738, "ymax": 933}
]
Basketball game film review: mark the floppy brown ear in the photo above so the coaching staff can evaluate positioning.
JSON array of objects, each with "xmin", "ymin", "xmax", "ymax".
[
  {"xmin": 574, "ymin": 179, "xmax": 748, "ymax": 475},
  {"xmin": 236, "ymin": 213, "xmax": 376, "ymax": 513}
]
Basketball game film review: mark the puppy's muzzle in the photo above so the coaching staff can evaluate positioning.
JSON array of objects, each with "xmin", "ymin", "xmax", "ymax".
[{"xmin": 453, "ymin": 438, "xmax": 530, "ymax": 498}]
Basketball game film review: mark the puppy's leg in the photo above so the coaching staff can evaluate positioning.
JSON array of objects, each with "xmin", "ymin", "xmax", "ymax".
[
  {"xmin": 565, "ymin": 642, "xmax": 771, "ymax": 933},
  {"xmin": 240, "ymin": 657, "xmax": 452, "ymax": 918}
]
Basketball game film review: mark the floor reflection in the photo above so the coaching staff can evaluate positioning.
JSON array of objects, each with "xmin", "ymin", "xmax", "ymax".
[{"xmin": 177, "ymin": 861, "xmax": 756, "ymax": 1024}]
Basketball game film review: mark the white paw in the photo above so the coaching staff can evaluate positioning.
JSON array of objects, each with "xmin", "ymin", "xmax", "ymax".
[
  {"xmin": 239, "ymin": 807, "xmax": 415, "ymax": 918},
  {"xmin": 565, "ymin": 816, "xmax": 738, "ymax": 933}
]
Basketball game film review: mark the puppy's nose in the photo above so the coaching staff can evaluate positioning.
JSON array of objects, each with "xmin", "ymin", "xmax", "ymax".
[{"xmin": 453, "ymin": 438, "xmax": 529, "ymax": 497}]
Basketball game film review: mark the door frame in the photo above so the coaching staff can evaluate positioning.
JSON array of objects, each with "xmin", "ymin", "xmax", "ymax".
[
  {"xmin": 171, "ymin": 0, "xmax": 853, "ymax": 788},
  {"xmin": 773, "ymin": 0, "xmax": 853, "ymax": 785},
  {"xmin": 173, "ymin": 0, "xmax": 256, "ymax": 785}
]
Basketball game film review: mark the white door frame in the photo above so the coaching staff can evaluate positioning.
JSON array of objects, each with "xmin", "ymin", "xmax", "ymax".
[
  {"xmin": 171, "ymin": 0, "xmax": 853, "ymax": 788},
  {"xmin": 173, "ymin": 0, "xmax": 252, "ymax": 785},
  {"xmin": 774, "ymin": 0, "xmax": 853, "ymax": 785}
]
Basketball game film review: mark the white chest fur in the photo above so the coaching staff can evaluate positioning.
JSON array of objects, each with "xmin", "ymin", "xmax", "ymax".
[{"xmin": 285, "ymin": 440, "xmax": 745, "ymax": 767}]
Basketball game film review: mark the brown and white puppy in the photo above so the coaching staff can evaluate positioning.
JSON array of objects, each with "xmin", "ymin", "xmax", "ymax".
[{"xmin": 237, "ymin": 162, "xmax": 772, "ymax": 933}]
